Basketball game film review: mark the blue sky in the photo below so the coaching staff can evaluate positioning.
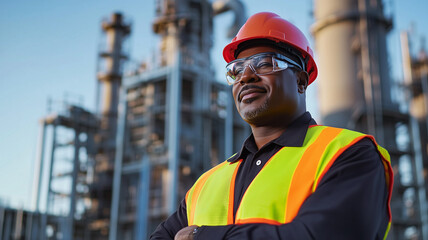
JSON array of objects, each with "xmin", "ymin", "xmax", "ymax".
[{"xmin": 0, "ymin": 0, "xmax": 427, "ymax": 209}]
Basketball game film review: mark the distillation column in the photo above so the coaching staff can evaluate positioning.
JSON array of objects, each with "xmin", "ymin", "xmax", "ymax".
[
  {"xmin": 97, "ymin": 12, "xmax": 130, "ymax": 149},
  {"xmin": 88, "ymin": 12, "xmax": 130, "ymax": 238},
  {"xmin": 312, "ymin": 0, "xmax": 392, "ymax": 135}
]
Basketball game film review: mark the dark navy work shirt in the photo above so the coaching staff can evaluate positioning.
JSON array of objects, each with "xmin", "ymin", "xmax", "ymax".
[{"xmin": 150, "ymin": 112, "xmax": 390, "ymax": 240}]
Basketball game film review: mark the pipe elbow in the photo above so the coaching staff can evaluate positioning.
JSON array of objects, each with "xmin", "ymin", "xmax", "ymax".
[{"xmin": 212, "ymin": 0, "xmax": 246, "ymax": 38}]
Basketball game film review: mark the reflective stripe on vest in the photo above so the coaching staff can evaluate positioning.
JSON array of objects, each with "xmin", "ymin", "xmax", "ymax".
[{"xmin": 185, "ymin": 126, "xmax": 393, "ymax": 235}]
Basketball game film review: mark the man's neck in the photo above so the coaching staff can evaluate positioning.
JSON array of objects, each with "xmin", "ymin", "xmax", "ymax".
[
  {"xmin": 250, "ymin": 111, "xmax": 306, "ymax": 150},
  {"xmin": 251, "ymin": 125, "xmax": 287, "ymax": 150}
]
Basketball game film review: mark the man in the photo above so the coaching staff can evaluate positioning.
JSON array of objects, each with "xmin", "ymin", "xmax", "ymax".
[{"xmin": 151, "ymin": 12, "xmax": 393, "ymax": 240}]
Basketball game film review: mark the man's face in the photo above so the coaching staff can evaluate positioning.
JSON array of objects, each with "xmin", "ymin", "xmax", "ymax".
[{"xmin": 231, "ymin": 46, "xmax": 306, "ymax": 126}]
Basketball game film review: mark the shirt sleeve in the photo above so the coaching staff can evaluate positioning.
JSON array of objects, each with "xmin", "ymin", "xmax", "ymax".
[
  {"xmin": 194, "ymin": 138, "xmax": 390, "ymax": 240},
  {"xmin": 149, "ymin": 198, "xmax": 188, "ymax": 239}
]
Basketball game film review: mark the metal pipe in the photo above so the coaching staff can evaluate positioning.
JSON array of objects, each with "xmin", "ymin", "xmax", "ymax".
[
  {"xmin": 42, "ymin": 123, "xmax": 57, "ymax": 239},
  {"xmin": 166, "ymin": 36, "xmax": 182, "ymax": 214},
  {"xmin": 0, "ymin": 207, "xmax": 4, "ymax": 240},
  {"xmin": 46, "ymin": 123, "xmax": 57, "ymax": 214},
  {"xmin": 39, "ymin": 213, "xmax": 47, "ymax": 240},
  {"xmin": 25, "ymin": 212, "xmax": 33, "ymax": 240},
  {"xmin": 135, "ymin": 154, "xmax": 150, "ymax": 240},
  {"xmin": 13, "ymin": 208, "xmax": 23, "ymax": 239},
  {"xmin": 358, "ymin": 0, "xmax": 384, "ymax": 142},
  {"xmin": 109, "ymin": 87, "xmax": 128, "ymax": 240},
  {"xmin": 3, "ymin": 211, "xmax": 12, "ymax": 240},
  {"xmin": 33, "ymin": 121, "xmax": 47, "ymax": 212},
  {"xmin": 212, "ymin": 0, "xmax": 246, "ymax": 38},
  {"xmin": 421, "ymin": 64, "xmax": 428, "ymax": 141},
  {"xmin": 66, "ymin": 130, "xmax": 81, "ymax": 240}
]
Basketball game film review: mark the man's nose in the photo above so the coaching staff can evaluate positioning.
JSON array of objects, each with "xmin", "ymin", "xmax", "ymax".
[{"xmin": 239, "ymin": 65, "xmax": 259, "ymax": 84}]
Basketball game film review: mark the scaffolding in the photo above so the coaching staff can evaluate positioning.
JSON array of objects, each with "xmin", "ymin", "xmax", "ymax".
[
  {"xmin": 31, "ymin": 12, "xmax": 131, "ymax": 240},
  {"xmin": 34, "ymin": 104, "xmax": 99, "ymax": 240}
]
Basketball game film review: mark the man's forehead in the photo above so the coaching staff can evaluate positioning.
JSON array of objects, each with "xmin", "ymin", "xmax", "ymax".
[
  {"xmin": 234, "ymin": 40, "xmax": 303, "ymax": 69},
  {"xmin": 236, "ymin": 46, "xmax": 280, "ymax": 59}
]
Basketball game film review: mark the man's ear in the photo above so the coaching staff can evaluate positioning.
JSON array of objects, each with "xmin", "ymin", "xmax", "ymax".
[{"xmin": 296, "ymin": 71, "xmax": 309, "ymax": 94}]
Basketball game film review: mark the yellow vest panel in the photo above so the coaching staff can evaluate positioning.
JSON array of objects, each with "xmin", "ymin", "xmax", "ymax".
[{"xmin": 185, "ymin": 126, "xmax": 393, "ymax": 236}]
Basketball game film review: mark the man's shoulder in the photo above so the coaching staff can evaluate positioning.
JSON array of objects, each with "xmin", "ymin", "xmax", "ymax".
[
  {"xmin": 310, "ymin": 125, "xmax": 371, "ymax": 139},
  {"xmin": 308, "ymin": 125, "xmax": 381, "ymax": 154},
  {"xmin": 310, "ymin": 125, "xmax": 364, "ymax": 133},
  {"xmin": 194, "ymin": 159, "xmax": 235, "ymax": 182}
]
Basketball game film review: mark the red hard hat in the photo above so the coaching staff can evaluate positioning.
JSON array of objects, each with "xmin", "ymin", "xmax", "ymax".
[{"xmin": 223, "ymin": 12, "xmax": 318, "ymax": 85}]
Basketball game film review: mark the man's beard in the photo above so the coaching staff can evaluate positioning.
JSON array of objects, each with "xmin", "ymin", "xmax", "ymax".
[{"xmin": 241, "ymin": 98, "xmax": 269, "ymax": 122}]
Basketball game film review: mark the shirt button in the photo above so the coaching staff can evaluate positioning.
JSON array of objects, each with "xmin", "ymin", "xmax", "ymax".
[{"xmin": 256, "ymin": 160, "xmax": 262, "ymax": 166}]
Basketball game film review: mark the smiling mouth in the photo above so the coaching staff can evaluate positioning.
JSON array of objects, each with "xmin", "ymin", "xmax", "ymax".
[
  {"xmin": 239, "ymin": 87, "xmax": 267, "ymax": 103},
  {"xmin": 241, "ymin": 92, "xmax": 264, "ymax": 103}
]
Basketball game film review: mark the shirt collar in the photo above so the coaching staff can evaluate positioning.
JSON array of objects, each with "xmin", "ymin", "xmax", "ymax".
[{"xmin": 228, "ymin": 112, "xmax": 317, "ymax": 163}]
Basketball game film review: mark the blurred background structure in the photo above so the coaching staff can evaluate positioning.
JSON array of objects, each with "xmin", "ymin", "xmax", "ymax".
[
  {"xmin": 0, "ymin": 0, "xmax": 427, "ymax": 239},
  {"xmin": 312, "ymin": 0, "xmax": 428, "ymax": 239}
]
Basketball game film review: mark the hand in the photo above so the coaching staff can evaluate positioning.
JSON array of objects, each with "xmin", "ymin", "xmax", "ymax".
[{"xmin": 174, "ymin": 225, "xmax": 199, "ymax": 240}]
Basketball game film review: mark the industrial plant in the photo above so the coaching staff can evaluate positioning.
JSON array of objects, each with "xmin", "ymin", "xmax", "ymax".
[{"xmin": 0, "ymin": 0, "xmax": 427, "ymax": 239}]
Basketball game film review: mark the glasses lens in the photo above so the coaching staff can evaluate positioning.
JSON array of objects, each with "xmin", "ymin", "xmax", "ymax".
[
  {"xmin": 251, "ymin": 55, "xmax": 274, "ymax": 74},
  {"xmin": 226, "ymin": 71, "xmax": 236, "ymax": 85},
  {"xmin": 225, "ymin": 53, "xmax": 294, "ymax": 85},
  {"xmin": 272, "ymin": 57, "xmax": 289, "ymax": 71},
  {"xmin": 226, "ymin": 61, "xmax": 244, "ymax": 85}
]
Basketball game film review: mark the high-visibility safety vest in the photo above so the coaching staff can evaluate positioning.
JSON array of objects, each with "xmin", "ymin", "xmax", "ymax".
[{"xmin": 185, "ymin": 125, "xmax": 394, "ymax": 238}]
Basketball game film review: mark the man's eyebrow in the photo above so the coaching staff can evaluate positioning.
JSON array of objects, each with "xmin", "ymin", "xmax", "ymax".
[{"xmin": 234, "ymin": 61, "xmax": 244, "ymax": 66}]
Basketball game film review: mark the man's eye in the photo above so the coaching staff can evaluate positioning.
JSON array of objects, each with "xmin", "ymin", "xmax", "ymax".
[
  {"xmin": 233, "ymin": 67, "xmax": 244, "ymax": 75},
  {"xmin": 256, "ymin": 61, "xmax": 273, "ymax": 68}
]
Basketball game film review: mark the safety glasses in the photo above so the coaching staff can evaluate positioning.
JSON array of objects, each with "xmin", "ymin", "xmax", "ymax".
[{"xmin": 225, "ymin": 52, "xmax": 302, "ymax": 85}]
